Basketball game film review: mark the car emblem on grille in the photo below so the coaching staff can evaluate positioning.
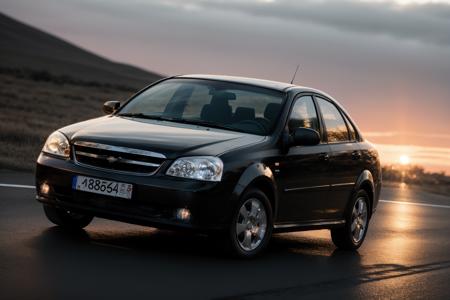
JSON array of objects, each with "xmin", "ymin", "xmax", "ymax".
[{"xmin": 106, "ymin": 156, "xmax": 120, "ymax": 164}]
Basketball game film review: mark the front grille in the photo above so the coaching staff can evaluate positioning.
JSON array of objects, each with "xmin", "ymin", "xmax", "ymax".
[{"xmin": 73, "ymin": 141, "xmax": 166, "ymax": 175}]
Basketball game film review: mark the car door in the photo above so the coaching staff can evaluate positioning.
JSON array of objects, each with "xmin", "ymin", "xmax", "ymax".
[
  {"xmin": 315, "ymin": 96, "xmax": 362, "ymax": 220},
  {"xmin": 277, "ymin": 95, "xmax": 332, "ymax": 223}
]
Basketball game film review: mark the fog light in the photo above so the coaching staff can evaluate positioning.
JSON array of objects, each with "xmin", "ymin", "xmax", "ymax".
[
  {"xmin": 176, "ymin": 208, "xmax": 191, "ymax": 222},
  {"xmin": 40, "ymin": 183, "xmax": 50, "ymax": 195}
]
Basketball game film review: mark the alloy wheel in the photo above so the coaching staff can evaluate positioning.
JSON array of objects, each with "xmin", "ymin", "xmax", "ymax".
[
  {"xmin": 351, "ymin": 197, "xmax": 368, "ymax": 243},
  {"xmin": 235, "ymin": 198, "xmax": 268, "ymax": 252}
]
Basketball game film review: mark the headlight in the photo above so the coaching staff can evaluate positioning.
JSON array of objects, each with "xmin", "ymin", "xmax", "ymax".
[
  {"xmin": 42, "ymin": 131, "xmax": 70, "ymax": 158},
  {"xmin": 166, "ymin": 156, "xmax": 223, "ymax": 182}
]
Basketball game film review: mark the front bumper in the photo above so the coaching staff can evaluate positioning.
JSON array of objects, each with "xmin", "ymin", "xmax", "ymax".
[{"xmin": 35, "ymin": 153, "xmax": 234, "ymax": 231}]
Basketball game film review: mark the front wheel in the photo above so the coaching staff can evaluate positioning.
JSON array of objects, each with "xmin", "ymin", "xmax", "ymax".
[
  {"xmin": 228, "ymin": 189, "xmax": 273, "ymax": 258},
  {"xmin": 331, "ymin": 190, "xmax": 370, "ymax": 250},
  {"xmin": 43, "ymin": 204, "xmax": 93, "ymax": 229}
]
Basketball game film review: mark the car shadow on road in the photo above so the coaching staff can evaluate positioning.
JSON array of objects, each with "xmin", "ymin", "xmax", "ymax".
[
  {"xmin": 31, "ymin": 225, "xmax": 339, "ymax": 260},
  {"xmin": 29, "ymin": 226, "xmax": 363, "ymax": 282},
  {"xmin": 27, "ymin": 226, "xmax": 450, "ymax": 299}
]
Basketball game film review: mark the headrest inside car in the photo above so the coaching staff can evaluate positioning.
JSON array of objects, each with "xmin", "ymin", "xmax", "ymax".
[
  {"xmin": 210, "ymin": 91, "xmax": 236, "ymax": 101},
  {"xmin": 264, "ymin": 103, "xmax": 282, "ymax": 121}
]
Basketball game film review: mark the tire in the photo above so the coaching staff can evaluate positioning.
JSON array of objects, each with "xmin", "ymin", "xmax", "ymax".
[
  {"xmin": 331, "ymin": 189, "xmax": 370, "ymax": 250},
  {"xmin": 43, "ymin": 204, "xmax": 93, "ymax": 229},
  {"xmin": 227, "ymin": 188, "xmax": 273, "ymax": 258}
]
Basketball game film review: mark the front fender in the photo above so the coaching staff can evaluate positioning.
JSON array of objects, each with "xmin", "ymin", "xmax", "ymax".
[{"xmin": 230, "ymin": 163, "xmax": 279, "ymax": 217}]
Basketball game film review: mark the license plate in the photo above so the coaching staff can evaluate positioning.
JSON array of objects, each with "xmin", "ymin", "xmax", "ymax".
[{"xmin": 72, "ymin": 176, "xmax": 133, "ymax": 199}]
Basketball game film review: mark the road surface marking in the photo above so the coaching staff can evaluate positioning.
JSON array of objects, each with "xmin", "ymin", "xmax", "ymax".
[
  {"xmin": 0, "ymin": 183, "xmax": 35, "ymax": 189},
  {"xmin": 380, "ymin": 199, "xmax": 450, "ymax": 209}
]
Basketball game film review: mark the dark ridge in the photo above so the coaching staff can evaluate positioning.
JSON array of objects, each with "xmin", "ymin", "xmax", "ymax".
[
  {"xmin": 0, "ymin": 67, "xmax": 137, "ymax": 92},
  {"xmin": 0, "ymin": 11, "xmax": 163, "ymax": 89}
]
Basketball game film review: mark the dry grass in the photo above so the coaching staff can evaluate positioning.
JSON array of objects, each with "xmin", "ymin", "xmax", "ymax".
[{"xmin": 0, "ymin": 73, "xmax": 136, "ymax": 171}]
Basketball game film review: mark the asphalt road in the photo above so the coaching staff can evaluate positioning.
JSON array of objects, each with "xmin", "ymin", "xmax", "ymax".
[{"xmin": 1, "ymin": 172, "xmax": 449, "ymax": 300}]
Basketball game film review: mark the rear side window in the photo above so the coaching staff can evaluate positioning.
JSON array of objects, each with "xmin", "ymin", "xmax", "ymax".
[
  {"xmin": 343, "ymin": 113, "xmax": 357, "ymax": 141},
  {"xmin": 288, "ymin": 96, "xmax": 320, "ymax": 134},
  {"xmin": 316, "ymin": 97, "xmax": 349, "ymax": 143}
]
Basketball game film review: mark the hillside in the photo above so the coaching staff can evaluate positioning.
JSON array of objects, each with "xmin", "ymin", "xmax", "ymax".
[
  {"xmin": 0, "ymin": 12, "xmax": 161, "ymax": 89},
  {"xmin": 0, "ymin": 12, "xmax": 162, "ymax": 171}
]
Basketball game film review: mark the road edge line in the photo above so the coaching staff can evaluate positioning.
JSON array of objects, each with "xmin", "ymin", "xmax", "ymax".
[{"xmin": 0, "ymin": 183, "xmax": 35, "ymax": 189}]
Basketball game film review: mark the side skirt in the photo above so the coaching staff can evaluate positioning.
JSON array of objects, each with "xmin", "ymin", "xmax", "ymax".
[{"xmin": 273, "ymin": 219, "xmax": 345, "ymax": 233}]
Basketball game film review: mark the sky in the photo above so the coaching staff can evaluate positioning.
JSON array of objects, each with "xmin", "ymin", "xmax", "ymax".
[{"xmin": 1, "ymin": 0, "xmax": 450, "ymax": 173}]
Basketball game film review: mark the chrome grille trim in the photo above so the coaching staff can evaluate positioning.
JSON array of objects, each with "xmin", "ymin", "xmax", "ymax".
[
  {"xmin": 75, "ymin": 151, "xmax": 160, "ymax": 167},
  {"xmin": 73, "ymin": 160, "xmax": 162, "ymax": 176},
  {"xmin": 72, "ymin": 141, "xmax": 166, "ymax": 176},
  {"xmin": 73, "ymin": 141, "xmax": 166, "ymax": 159}
]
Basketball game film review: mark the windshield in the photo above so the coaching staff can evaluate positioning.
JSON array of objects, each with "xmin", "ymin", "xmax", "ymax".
[{"xmin": 118, "ymin": 79, "xmax": 286, "ymax": 135}]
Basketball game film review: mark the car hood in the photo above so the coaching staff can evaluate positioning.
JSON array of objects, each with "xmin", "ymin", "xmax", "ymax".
[{"xmin": 61, "ymin": 116, "xmax": 266, "ymax": 159}]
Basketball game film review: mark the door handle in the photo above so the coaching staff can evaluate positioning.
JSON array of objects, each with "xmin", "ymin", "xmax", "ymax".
[
  {"xmin": 352, "ymin": 151, "xmax": 362, "ymax": 160},
  {"xmin": 319, "ymin": 153, "xmax": 330, "ymax": 161}
]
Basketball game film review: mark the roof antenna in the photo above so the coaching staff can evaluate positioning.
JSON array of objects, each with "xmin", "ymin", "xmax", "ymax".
[{"xmin": 290, "ymin": 64, "xmax": 300, "ymax": 84}]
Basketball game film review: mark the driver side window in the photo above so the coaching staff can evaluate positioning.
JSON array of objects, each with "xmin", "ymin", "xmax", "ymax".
[{"xmin": 288, "ymin": 96, "xmax": 320, "ymax": 134}]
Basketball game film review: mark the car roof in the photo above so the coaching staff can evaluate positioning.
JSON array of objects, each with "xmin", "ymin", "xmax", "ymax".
[
  {"xmin": 175, "ymin": 74, "xmax": 296, "ymax": 92},
  {"xmin": 173, "ymin": 74, "xmax": 339, "ymax": 104}
]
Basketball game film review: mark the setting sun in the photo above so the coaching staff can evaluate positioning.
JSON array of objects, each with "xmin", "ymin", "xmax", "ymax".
[{"xmin": 399, "ymin": 155, "xmax": 411, "ymax": 165}]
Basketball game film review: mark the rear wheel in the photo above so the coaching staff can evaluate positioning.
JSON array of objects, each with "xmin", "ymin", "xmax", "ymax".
[
  {"xmin": 43, "ymin": 204, "xmax": 93, "ymax": 229},
  {"xmin": 228, "ymin": 188, "xmax": 273, "ymax": 258},
  {"xmin": 331, "ymin": 190, "xmax": 370, "ymax": 250}
]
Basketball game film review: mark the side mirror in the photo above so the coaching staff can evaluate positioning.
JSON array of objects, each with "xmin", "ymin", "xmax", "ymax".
[
  {"xmin": 291, "ymin": 127, "xmax": 321, "ymax": 146},
  {"xmin": 103, "ymin": 101, "xmax": 120, "ymax": 114}
]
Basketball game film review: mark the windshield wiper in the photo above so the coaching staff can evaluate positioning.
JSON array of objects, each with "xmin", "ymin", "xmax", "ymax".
[
  {"xmin": 118, "ymin": 113, "xmax": 151, "ymax": 118},
  {"xmin": 118, "ymin": 113, "xmax": 176, "ymax": 121}
]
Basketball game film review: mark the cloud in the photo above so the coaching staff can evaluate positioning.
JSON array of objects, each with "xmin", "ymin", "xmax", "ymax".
[
  {"xmin": 162, "ymin": 0, "xmax": 450, "ymax": 47},
  {"xmin": 365, "ymin": 131, "xmax": 450, "ymax": 140}
]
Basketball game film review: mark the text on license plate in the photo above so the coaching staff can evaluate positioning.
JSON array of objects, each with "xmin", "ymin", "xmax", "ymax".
[{"xmin": 72, "ymin": 176, "xmax": 133, "ymax": 199}]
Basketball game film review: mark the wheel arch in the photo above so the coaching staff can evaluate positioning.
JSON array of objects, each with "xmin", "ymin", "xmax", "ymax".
[
  {"xmin": 231, "ymin": 163, "xmax": 279, "ymax": 219},
  {"xmin": 354, "ymin": 170, "xmax": 375, "ymax": 217}
]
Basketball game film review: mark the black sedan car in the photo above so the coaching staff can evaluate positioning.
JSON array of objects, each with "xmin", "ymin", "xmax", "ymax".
[{"xmin": 36, "ymin": 74, "xmax": 381, "ymax": 257}]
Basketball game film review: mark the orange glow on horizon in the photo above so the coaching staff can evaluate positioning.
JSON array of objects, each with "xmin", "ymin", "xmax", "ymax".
[
  {"xmin": 399, "ymin": 155, "xmax": 411, "ymax": 165},
  {"xmin": 372, "ymin": 143, "xmax": 450, "ymax": 175}
]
